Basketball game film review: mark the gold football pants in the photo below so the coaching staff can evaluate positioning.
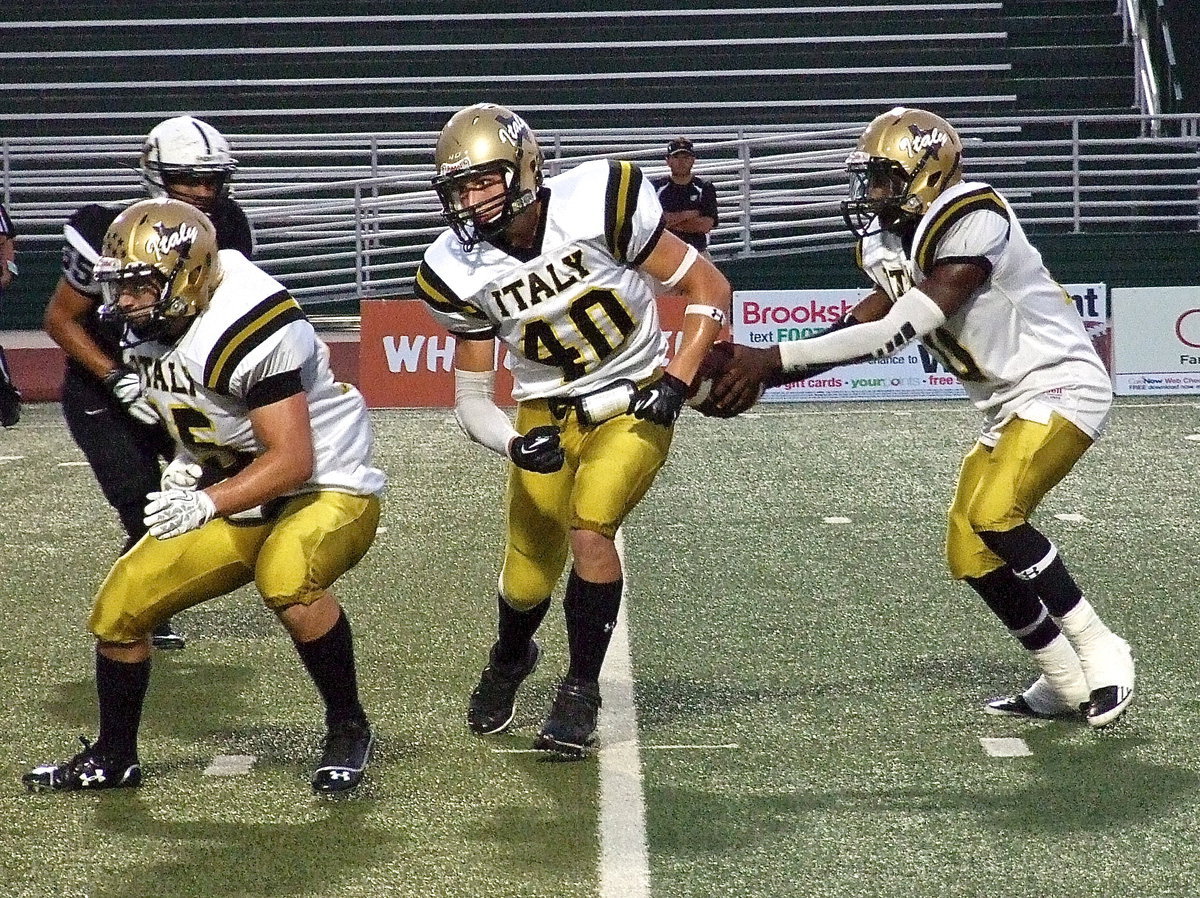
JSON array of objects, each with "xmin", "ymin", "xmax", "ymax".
[
  {"xmin": 946, "ymin": 413, "xmax": 1093, "ymax": 580},
  {"xmin": 499, "ymin": 399, "xmax": 673, "ymax": 609},
  {"xmin": 90, "ymin": 491, "xmax": 381, "ymax": 644}
]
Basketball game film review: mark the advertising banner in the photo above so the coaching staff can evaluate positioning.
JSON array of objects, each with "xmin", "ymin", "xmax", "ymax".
[
  {"xmin": 1112, "ymin": 285, "xmax": 1200, "ymax": 396},
  {"xmin": 358, "ymin": 296, "xmax": 706, "ymax": 408},
  {"xmin": 732, "ymin": 285, "xmax": 1110, "ymax": 402}
]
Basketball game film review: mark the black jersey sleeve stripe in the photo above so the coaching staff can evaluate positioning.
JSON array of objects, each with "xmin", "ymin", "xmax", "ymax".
[
  {"xmin": 205, "ymin": 289, "xmax": 306, "ymax": 393},
  {"xmin": 629, "ymin": 217, "xmax": 666, "ymax": 268},
  {"xmin": 414, "ymin": 260, "xmax": 486, "ymax": 319},
  {"xmin": 455, "ymin": 327, "xmax": 500, "ymax": 340},
  {"xmin": 245, "ymin": 368, "xmax": 304, "ymax": 409},
  {"xmin": 604, "ymin": 160, "xmax": 643, "ymax": 264},
  {"xmin": 915, "ymin": 187, "xmax": 1009, "ymax": 274}
]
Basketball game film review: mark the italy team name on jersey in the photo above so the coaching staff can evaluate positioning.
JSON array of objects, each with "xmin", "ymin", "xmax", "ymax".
[
  {"xmin": 415, "ymin": 159, "xmax": 669, "ymax": 401},
  {"xmin": 127, "ymin": 250, "xmax": 385, "ymax": 496},
  {"xmin": 856, "ymin": 180, "xmax": 1111, "ymax": 437}
]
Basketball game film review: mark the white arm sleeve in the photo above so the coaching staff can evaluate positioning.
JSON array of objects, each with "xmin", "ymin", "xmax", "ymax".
[
  {"xmin": 778, "ymin": 287, "xmax": 947, "ymax": 372},
  {"xmin": 454, "ymin": 368, "xmax": 519, "ymax": 459}
]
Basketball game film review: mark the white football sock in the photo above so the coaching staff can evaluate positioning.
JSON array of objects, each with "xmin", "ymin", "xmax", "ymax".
[{"xmin": 1028, "ymin": 633, "xmax": 1089, "ymax": 708}]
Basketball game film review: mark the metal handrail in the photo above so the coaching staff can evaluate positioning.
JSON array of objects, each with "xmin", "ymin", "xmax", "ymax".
[{"xmin": 2, "ymin": 113, "xmax": 1197, "ymax": 307}]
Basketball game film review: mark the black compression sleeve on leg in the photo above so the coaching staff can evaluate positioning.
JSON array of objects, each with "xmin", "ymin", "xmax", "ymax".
[
  {"xmin": 294, "ymin": 609, "xmax": 367, "ymax": 728},
  {"xmin": 978, "ymin": 523, "xmax": 1084, "ymax": 617},
  {"xmin": 95, "ymin": 650, "xmax": 151, "ymax": 761},
  {"xmin": 563, "ymin": 569, "xmax": 622, "ymax": 684},
  {"xmin": 964, "ymin": 566, "xmax": 1060, "ymax": 651},
  {"xmin": 495, "ymin": 594, "xmax": 551, "ymax": 667}
]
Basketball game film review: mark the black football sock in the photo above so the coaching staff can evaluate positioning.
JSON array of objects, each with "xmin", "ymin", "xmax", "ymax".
[
  {"xmin": 495, "ymin": 594, "xmax": 551, "ymax": 667},
  {"xmin": 563, "ymin": 569, "xmax": 623, "ymax": 684},
  {"xmin": 978, "ymin": 523, "xmax": 1084, "ymax": 617},
  {"xmin": 293, "ymin": 609, "xmax": 367, "ymax": 729},
  {"xmin": 964, "ymin": 566, "xmax": 1060, "ymax": 651},
  {"xmin": 95, "ymin": 649, "xmax": 151, "ymax": 761}
]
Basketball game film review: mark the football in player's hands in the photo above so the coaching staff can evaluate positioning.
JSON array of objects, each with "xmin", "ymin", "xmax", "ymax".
[
  {"xmin": 687, "ymin": 341, "xmax": 763, "ymax": 417},
  {"xmin": 687, "ymin": 341, "xmax": 734, "ymax": 411}
]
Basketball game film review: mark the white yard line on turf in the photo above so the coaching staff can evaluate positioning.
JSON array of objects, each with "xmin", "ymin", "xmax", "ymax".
[
  {"xmin": 597, "ymin": 528, "xmax": 651, "ymax": 898},
  {"xmin": 979, "ymin": 737, "xmax": 1032, "ymax": 758},
  {"xmin": 203, "ymin": 754, "xmax": 256, "ymax": 776}
]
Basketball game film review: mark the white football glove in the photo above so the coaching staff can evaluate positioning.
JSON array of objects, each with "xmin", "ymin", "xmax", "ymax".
[
  {"xmin": 103, "ymin": 368, "xmax": 158, "ymax": 425},
  {"xmin": 160, "ymin": 455, "xmax": 205, "ymax": 491},
  {"xmin": 144, "ymin": 488, "xmax": 216, "ymax": 539}
]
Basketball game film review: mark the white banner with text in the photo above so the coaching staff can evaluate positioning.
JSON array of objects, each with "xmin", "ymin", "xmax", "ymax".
[{"xmin": 732, "ymin": 285, "xmax": 1111, "ymax": 402}]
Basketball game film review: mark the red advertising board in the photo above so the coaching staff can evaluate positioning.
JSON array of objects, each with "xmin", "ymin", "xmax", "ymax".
[{"xmin": 359, "ymin": 295, "xmax": 705, "ymax": 408}]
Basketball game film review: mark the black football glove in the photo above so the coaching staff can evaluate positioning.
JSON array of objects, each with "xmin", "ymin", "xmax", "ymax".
[
  {"xmin": 509, "ymin": 424, "xmax": 565, "ymax": 473},
  {"xmin": 631, "ymin": 373, "xmax": 689, "ymax": 426}
]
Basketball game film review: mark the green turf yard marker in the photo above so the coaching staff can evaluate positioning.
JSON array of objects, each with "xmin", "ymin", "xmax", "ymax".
[
  {"xmin": 1053, "ymin": 513, "xmax": 1088, "ymax": 523},
  {"xmin": 979, "ymin": 737, "xmax": 1032, "ymax": 758},
  {"xmin": 822, "ymin": 516, "xmax": 852, "ymax": 524},
  {"xmin": 643, "ymin": 743, "xmax": 740, "ymax": 750},
  {"xmin": 1185, "ymin": 434, "xmax": 1200, "ymax": 442},
  {"xmin": 0, "ymin": 455, "xmax": 23, "ymax": 461},
  {"xmin": 56, "ymin": 461, "xmax": 90, "ymax": 467},
  {"xmin": 597, "ymin": 529, "xmax": 651, "ymax": 898},
  {"xmin": 203, "ymin": 754, "xmax": 256, "ymax": 776}
]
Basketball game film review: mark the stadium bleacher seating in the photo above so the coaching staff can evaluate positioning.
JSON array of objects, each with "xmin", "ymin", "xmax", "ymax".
[{"xmin": 6, "ymin": 2, "xmax": 1017, "ymax": 137}]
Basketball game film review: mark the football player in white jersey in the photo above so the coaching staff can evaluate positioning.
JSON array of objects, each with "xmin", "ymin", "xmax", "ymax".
[
  {"xmin": 710, "ymin": 107, "xmax": 1134, "ymax": 728},
  {"xmin": 416, "ymin": 103, "xmax": 731, "ymax": 756},
  {"xmin": 24, "ymin": 199, "xmax": 385, "ymax": 795}
]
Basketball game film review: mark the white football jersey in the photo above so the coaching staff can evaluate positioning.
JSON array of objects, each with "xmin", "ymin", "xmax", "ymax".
[
  {"xmin": 857, "ymin": 180, "xmax": 1112, "ymax": 442},
  {"xmin": 125, "ymin": 250, "xmax": 385, "ymax": 496},
  {"xmin": 415, "ymin": 159, "xmax": 669, "ymax": 401}
]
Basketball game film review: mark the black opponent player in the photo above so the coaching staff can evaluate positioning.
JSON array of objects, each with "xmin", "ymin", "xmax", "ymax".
[{"xmin": 43, "ymin": 116, "xmax": 254, "ymax": 650}]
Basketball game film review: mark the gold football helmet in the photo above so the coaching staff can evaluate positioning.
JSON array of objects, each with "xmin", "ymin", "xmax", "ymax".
[
  {"xmin": 841, "ymin": 107, "xmax": 963, "ymax": 237},
  {"xmin": 95, "ymin": 197, "xmax": 222, "ymax": 341},
  {"xmin": 432, "ymin": 103, "xmax": 544, "ymax": 250}
]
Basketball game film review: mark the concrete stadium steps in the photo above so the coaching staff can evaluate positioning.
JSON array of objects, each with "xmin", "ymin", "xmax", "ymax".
[
  {"xmin": 1003, "ymin": 0, "xmax": 1134, "ymax": 114},
  {"xmin": 3, "ymin": 3, "xmax": 1014, "ymax": 136}
]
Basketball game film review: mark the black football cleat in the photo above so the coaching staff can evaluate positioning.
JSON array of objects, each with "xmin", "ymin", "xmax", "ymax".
[
  {"xmin": 984, "ymin": 674, "xmax": 1087, "ymax": 722},
  {"xmin": 985, "ymin": 694, "xmax": 1075, "ymax": 720},
  {"xmin": 467, "ymin": 639, "xmax": 541, "ymax": 736},
  {"xmin": 23, "ymin": 736, "xmax": 141, "ymax": 792},
  {"xmin": 1079, "ymin": 636, "xmax": 1135, "ymax": 728},
  {"xmin": 151, "ymin": 619, "xmax": 187, "ymax": 650},
  {"xmin": 312, "ymin": 718, "xmax": 374, "ymax": 794},
  {"xmin": 533, "ymin": 678, "xmax": 601, "ymax": 759},
  {"xmin": 1087, "ymin": 685, "xmax": 1135, "ymax": 729}
]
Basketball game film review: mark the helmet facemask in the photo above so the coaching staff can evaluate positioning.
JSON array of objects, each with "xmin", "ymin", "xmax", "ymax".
[
  {"xmin": 842, "ymin": 153, "xmax": 928, "ymax": 238},
  {"xmin": 433, "ymin": 160, "xmax": 536, "ymax": 251}
]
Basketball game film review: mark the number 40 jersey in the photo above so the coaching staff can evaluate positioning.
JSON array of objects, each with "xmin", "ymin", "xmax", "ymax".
[{"xmin": 415, "ymin": 159, "xmax": 670, "ymax": 401}]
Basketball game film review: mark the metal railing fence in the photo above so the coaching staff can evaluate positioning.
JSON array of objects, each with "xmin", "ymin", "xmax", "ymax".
[{"xmin": 2, "ymin": 113, "xmax": 1197, "ymax": 308}]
